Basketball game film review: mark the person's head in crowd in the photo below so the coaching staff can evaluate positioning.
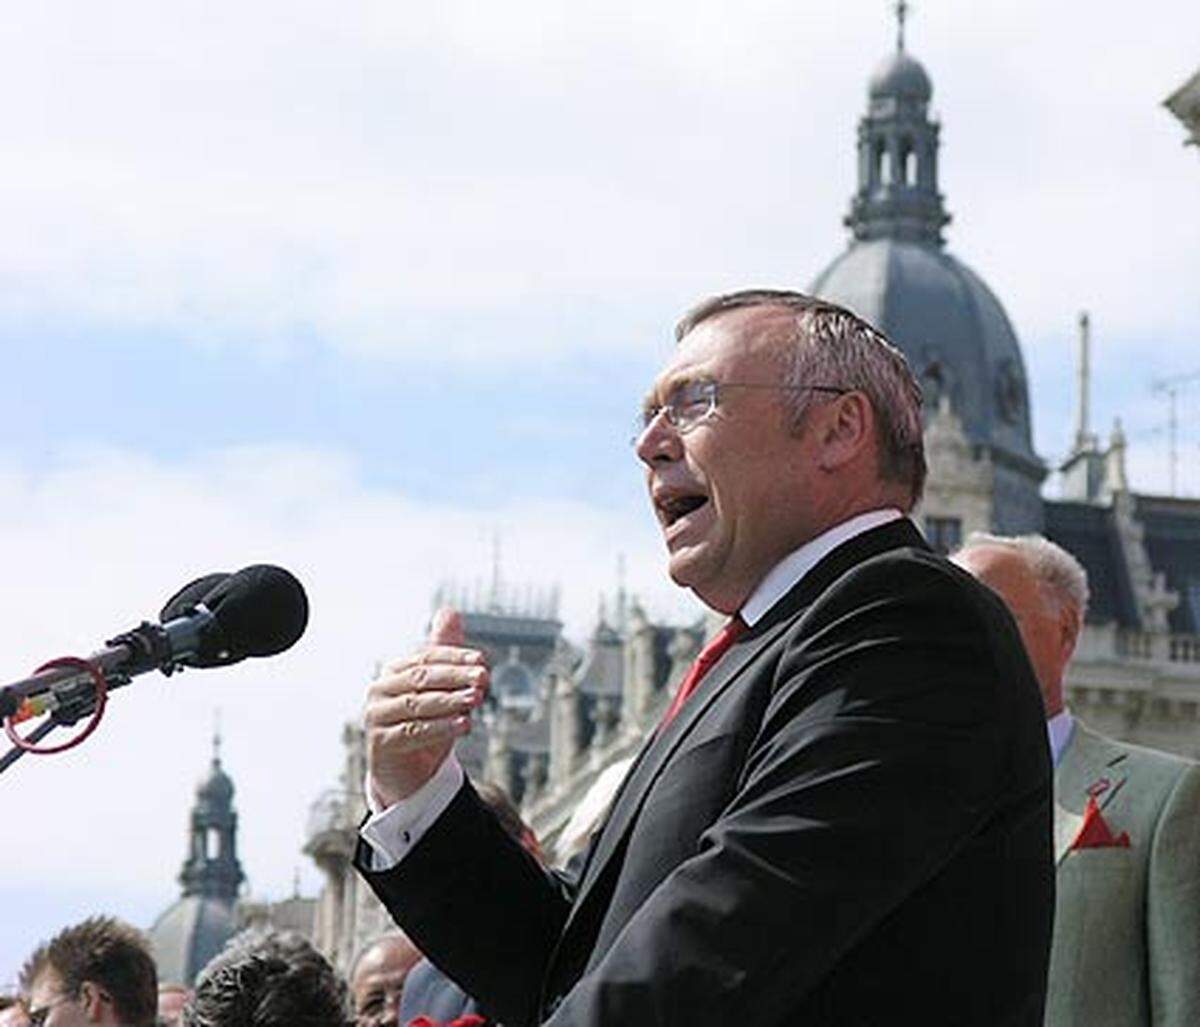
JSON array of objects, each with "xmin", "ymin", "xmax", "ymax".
[
  {"xmin": 348, "ymin": 933, "xmax": 422, "ymax": 1027},
  {"xmin": 154, "ymin": 985, "xmax": 189, "ymax": 1027},
  {"xmin": 18, "ymin": 916, "xmax": 157, "ymax": 1027},
  {"xmin": 475, "ymin": 781, "xmax": 543, "ymax": 863},
  {"xmin": 0, "ymin": 994, "xmax": 31, "ymax": 1027},
  {"xmin": 183, "ymin": 929, "xmax": 348, "ymax": 1027},
  {"xmin": 638, "ymin": 289, "xmax": 925, "ymax": 612},
  {"xmin": 952, "ymin": 532, "xmax": 1089, "ymax": 717}
]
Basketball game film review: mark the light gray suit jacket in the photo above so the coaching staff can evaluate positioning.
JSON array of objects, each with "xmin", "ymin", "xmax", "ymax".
[{"xmin": 1047, "ymin": 718, "xmax": 1200, "ymax": 1027}]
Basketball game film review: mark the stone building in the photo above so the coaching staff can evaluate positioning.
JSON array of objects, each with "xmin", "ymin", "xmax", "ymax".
[
  {"xmin": 302, "ymin": 21, "xmax": 1200, "ymax": 969},
  {"xmin": 809, "ymin": 31, "xmax": 1045, "ymax": 541},
  {"xmin": 807, "ymin": 32, "xmax": 1200, "ymax": 759}
]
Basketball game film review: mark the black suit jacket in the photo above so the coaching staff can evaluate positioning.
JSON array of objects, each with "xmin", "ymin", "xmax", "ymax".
[
  {"xmin": 398, "ymin": 958, "xmax": 485, "ymax": 1026},
  {"xmin": 357, "ymin": 520, "xmax": 1054, "ymax": 1026}
]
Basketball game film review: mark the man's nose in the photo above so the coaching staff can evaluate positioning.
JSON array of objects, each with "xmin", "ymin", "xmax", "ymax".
[{"xmin": 635, "ymin": 410, "xmax": 683, "ymax": 465}]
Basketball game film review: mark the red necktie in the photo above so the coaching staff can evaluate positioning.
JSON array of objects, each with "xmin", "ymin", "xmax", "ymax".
[{"xmin": 661, "ymin": 616, "xmax": 748, "ymax": 728}]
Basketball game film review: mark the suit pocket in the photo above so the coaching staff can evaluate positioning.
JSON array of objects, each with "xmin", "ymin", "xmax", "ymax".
[
  {"xmin": 1064, "ymin": 846, "xmax": 1133, "ymax": 865},
  {"xmin": 1060, "ymin": 847, "xmax": 1137, "ymax": 895}
]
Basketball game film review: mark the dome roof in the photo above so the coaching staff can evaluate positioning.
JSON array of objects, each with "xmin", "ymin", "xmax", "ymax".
[
  {"xmin": 810, "ymin": 238, "xmax": 1039, "ymax": 471},
  {"xmin": 197, "ymin": 760, "xmax": 234, "ymax": 805},
  {"xmin": 869, "ymin": 51, "xmax": 932, "ymax": 102},
  {"xmin": 148, "ymin": 894, "xmax": 238, "ymax": 986}
]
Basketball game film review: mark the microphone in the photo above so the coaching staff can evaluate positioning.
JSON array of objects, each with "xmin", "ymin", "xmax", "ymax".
[
  {"xmin": 0, "ymin": 564, "xmax": 309, "ymax": 721},
  {"xmin": 157, "ymin": 564, "xmax": 309, "ymax": 668}
]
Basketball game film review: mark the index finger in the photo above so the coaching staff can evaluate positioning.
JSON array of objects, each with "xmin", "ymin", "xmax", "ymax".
[{"xmin": 384, "ymin": 646, "xmax": 488, "ymax": 674}]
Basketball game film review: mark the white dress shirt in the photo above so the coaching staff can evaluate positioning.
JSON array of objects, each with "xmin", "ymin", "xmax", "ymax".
[{"xmin": 361, "ymin": 507, "xmax": 906, "ymax": 869}]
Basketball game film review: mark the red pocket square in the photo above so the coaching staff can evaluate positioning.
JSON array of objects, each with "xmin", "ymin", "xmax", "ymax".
[{"xmin": 1071, "ymin": 796, "xmax": 1131, "ymax": 851}]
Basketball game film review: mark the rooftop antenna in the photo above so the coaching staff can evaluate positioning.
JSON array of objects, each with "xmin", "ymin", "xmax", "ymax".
[
  {"xmin": 1151, "ymin": 370, "xmax": 1200, "ymax": 496},
  {"xmin": 616, "ymin": 553, "xmax": 628, "ymax": 633},
  {"xmin": 488, "ymin": 528, "xmax": 502, "ymax": 611}
]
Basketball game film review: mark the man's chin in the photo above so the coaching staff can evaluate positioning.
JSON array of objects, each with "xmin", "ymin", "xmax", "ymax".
[
  {"xmin": 667, "ymin": 550, "xmax": 722, "ymax": 607},
  {"xmin": 666, "ymin": 545, "xmax": 706, "ymax": 588}
]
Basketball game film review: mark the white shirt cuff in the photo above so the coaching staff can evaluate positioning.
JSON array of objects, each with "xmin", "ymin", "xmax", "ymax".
[{"xmin": 360, "ymin": 754, "xmax": 465, "ymax": 871}]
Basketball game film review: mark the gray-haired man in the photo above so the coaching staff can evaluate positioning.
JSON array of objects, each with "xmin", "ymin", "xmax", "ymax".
[{"xmin": 955, "ymin": 533, "xmax": 1200, "ymax": 1027}]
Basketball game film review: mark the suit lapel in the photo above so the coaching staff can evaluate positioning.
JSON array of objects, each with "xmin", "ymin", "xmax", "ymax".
[
  {"xmin": 1053, "ymin": 803, "xmax": 1085, "ymax": 864},
  {"xmin": 569, "ymin": 518, "xmax": 931, "ymax": 916},
  {"xmin": 571, "ymin": 616, "xmax": 788, "ymax": 906},
  {"xmin": 1053, "ymin": 720, "xmax": 1128, "ymax": 864}
]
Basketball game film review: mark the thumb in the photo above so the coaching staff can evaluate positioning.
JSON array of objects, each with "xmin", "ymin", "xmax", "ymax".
[{"xmin": 429, "ymin": 606, "xmax": 466, "ymax": 646}]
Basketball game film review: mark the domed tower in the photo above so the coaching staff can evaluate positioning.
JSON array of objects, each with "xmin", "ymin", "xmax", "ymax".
[
  {"xmin": 810, "ymin": 7, "xmax": 1045, "ymax": 539},
  {"xmin": 148, "ymin": 732, "xmax": 246, "ymax": 985}
]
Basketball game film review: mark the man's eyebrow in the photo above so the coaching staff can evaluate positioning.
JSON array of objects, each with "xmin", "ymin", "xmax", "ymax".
[{"xmin": 643, "ymin": 370, "xmax": 702, "ymax": 410}]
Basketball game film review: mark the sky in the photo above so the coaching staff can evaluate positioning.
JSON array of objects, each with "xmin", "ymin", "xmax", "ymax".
[{"xmin": 1, "ymin": 0, "xmax": 1198, "ymax": 983}]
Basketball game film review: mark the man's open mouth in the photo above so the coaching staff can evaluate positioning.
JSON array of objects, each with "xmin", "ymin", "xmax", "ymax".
[{"xmin": 661, "ymin": 494, "xmax": 709, "ymax": 527}]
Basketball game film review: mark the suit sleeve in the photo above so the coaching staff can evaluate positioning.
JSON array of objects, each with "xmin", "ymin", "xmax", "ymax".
[
  {"xmin": 355, "ymin": 781, "xmax": 576, "ymax": 1027},
  {"xmin": 547, "ymin": 558, "xmax": 1046, "ymax": 1025},
  {"xmin": 1147, "ymin": 764, "xmax": 1200, "ymax": 1026}
]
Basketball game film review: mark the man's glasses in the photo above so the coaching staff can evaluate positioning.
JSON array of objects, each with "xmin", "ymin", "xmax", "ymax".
[{"xmin": 636, "ymin": 380, "xmax": 847, "ymax": 440}]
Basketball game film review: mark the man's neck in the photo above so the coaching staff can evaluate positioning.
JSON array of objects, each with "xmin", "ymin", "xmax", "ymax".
[{"xmin": 739, "ymin": 509, "xmax": 904, "ymax": 626}]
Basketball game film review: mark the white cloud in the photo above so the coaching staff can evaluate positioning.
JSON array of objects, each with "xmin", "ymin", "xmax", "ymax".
[
  {"xmin": 0, "ymin": 442, "xmax": 696, "ymax": 978},
  {"xmin": 0, "ymin": 0, "xmax": 1195, "ymax": 369}
]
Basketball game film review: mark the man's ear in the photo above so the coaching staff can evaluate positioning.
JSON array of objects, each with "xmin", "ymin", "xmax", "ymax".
[
  {"xmin": 1057, "ymin": 603, "xmax": 1081, "ymax": 666},
  {"xmin": 814, "ymin": 392, "xmax": 873, "ymax": 471},
  {"xmin": 78, "ymin": 981, "xmax": 110, "ymax": 1023}
]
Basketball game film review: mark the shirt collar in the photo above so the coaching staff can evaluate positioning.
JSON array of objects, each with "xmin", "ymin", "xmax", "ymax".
[
  {"xmin": 740, "ymin": 509, "xmax": 905, "ymax": 627},
  {"xmin": 1047, "ymin": 708, "xmax": 1075, "ymax": 767}
]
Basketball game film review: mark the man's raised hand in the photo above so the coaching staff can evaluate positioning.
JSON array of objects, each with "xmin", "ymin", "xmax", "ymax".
[{"xmin": 364, "ymin": 607, "xmax": 488, "ymax": 808}]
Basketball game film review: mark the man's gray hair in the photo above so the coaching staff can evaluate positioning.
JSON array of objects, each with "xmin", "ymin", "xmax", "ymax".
[
  {"xmin": 675, "ymin": 289, "xmax": 927, "ymax": 508},
  {"xmin": 959, "ymin": 532, "xmax": 1091, "ymax": 620}
]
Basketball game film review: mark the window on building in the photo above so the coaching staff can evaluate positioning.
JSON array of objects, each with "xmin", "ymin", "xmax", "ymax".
[
  {"xmin": 924, "ymin": 516, "xmax": 962, "ymax": 555},
  {"xmin": 872, "ymin": 138, "xmax": 886, "ymax": 185},
  {"xmin": 899, "ymin": 138, "xmax": 914, "ymax": 184}
]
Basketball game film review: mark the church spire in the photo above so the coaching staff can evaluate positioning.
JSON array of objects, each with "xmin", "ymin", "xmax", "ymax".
[
  {"xmin": 844, "ymin": 10, "xmax": 951, "ymax": 246},
  {"xmin": 179, "ymin": 732, "xmax": 245, "ymax": 903}
]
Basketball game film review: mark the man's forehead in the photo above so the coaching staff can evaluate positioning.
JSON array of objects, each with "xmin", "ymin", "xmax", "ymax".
[
  {"xmin": 653, "ymin": 305, "xmax": 788, "ymax": 389},
  {"xmin": 959, "ymin": 547, "xmax": 1038, "ymax": 601},
  {"xmin": 358, "ymin": 936, "xmax": 420, "ymax": 975}
]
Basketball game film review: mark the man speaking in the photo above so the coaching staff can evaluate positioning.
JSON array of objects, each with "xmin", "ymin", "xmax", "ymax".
[{"xmin": 355, "ymin": 290, "xmax": 1054, "ymax": 1025}]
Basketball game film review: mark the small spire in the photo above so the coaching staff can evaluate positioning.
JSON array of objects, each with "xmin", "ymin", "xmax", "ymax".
[
  {"xmin": 212, "ymin": 710, "xmax": 222, "ymax": 767},
  {"xmin": 896, "ymin": 0, "xmax": 910, "ymax": 52},
  {"xmin": 1074, "ymin": 311, "xmax": 1094, "ymax": 453}
]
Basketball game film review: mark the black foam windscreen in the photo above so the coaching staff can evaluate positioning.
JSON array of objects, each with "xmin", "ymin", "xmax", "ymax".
[
  {"xmin": 159, "ymin": 573, "xmax": 232, "ymax": 623},
  {"xmin": 158, "ymin": 571, "xmax": 237, "ymax": 665},
  {"xmin": 201, "ymin": 564, "xmax": 309, "ymax": 662}
]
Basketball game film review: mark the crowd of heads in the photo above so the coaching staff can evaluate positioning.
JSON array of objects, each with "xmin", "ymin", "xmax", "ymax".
[
  {"xmin": 3, "ymin": 777, "xmax": 547, "ymax": 1026},
  {"xmin": 3, "ymin": 915, "xmax": 430, "ymax": 1027}
]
